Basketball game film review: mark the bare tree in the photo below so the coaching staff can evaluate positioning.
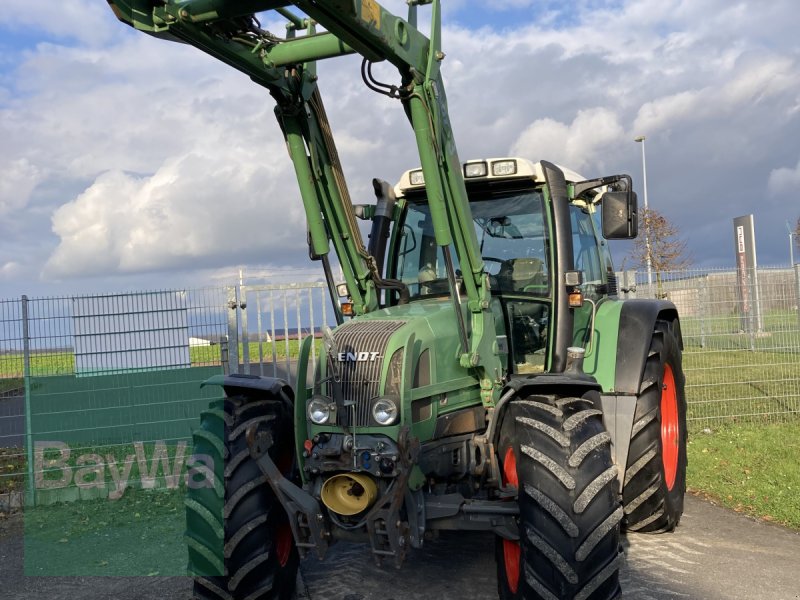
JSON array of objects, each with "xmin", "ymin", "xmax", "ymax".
[
  {"xmin": 629, "ymin": 207, "xmax": 691, "ymax": 295},
  {"xmin": 795, "ymin": 216, "xmax": 800, "ymax": 255}
]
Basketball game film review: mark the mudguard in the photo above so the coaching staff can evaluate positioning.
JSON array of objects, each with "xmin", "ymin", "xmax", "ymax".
[
  {"xmin": 600, "ymin": 299, "xmax": 681, "ymax": 489},
  {"xmin": 202, "ymin": 373, "xmax": 294, "ymax": 408},
  {"xmin": 614, "ymin": 299, "xmax": 681, "ymax": 395}
]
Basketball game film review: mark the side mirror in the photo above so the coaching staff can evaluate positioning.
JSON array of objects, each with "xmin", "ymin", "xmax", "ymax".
[{"xmin": 602, "ymin": 191, "xmax": 638, "ymax": 239}]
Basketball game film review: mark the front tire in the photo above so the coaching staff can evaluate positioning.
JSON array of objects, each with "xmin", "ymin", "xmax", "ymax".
[
  {"xmin": 186, "ymin": 395, "xmax": 299, "ymax": 600},
  {"xmin": 622, "ymin": 319, "xmax": 687, "ymax": 533},
  {"xmin": 496, "ymin": 395, "xmax": 622, "ymax": 600}
]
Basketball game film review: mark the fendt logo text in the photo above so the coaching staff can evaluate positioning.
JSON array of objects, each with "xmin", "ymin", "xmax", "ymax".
[{"xmin": 337, "ymin": 351, "xmax": 380, "ymax": 362}]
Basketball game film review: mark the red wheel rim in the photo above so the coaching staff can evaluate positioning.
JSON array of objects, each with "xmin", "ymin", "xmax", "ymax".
[
  {"xmin": 660, "ymin": 363, "xmax": 679, "ymax": 491},
  {"xmin": 275, "ymin": 521, "xmax": 293, "ymax": 567},
  {"xmin": 501, "ymin": 447, "xmax": 521, "ymax": 594}
]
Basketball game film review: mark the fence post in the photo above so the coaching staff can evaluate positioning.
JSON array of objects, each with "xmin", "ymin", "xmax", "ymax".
[
  {"xmin": 795, "ymin": 264, "xmax": 800, "ymax": 330},
  {"xmin": 21, "ymin": 295, "xmax": 35, "ymax": 507},
  {"xmin": 240, "ymin": 285, "xmax": 250, "ymax": 375},
  {"xmin": 699, "ymin": 275, "xmax": 707, "ymax": 349},
  {"xmin": 226, "ymin": 286, "xmax": 240, "ymax": 374}
]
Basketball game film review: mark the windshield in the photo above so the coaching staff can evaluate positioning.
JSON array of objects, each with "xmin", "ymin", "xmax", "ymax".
[{"xmin": 394, "ymin": 190, "xmax": 550, "ymax": 299}]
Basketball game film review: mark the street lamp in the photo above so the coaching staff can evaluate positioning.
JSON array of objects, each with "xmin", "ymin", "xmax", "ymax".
[
  {"xmin": 788, "ymin": 221, "xmax": 795, "ymax": 267},
  {"xmin": 634, "ymin": 135, "xmax": 653, "ymax": 292}
]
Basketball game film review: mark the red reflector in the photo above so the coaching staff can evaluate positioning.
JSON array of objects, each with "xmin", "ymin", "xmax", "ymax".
[{"xmin": 303, "ymin": 439, "xmax": 313, "ymax": 453}]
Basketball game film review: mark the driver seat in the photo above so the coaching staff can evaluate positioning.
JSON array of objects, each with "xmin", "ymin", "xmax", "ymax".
[{"xmin": 498, "ymin": 258, "xmax": 544, "ymax": 293}]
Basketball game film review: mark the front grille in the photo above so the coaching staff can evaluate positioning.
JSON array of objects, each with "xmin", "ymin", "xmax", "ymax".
[{"xmin": 333, "ymin": 320, "xmax": 405, "ymax": 426}]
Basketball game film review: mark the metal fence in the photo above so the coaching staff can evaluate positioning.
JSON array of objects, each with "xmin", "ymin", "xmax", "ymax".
[
  {"xmin": 0, "ymin": 283, "xmax": 331, "ymax": 507},
  {"xmin": 0, "ymin": 289, "xmax": 231, "ymax": 507},
  {"xmin": 619, "ymin": 266, "xmax": 800, "ymax": 425},
  {"xmin": 2, "ymin": 269, "xmax": 800, "ymax": 507}
]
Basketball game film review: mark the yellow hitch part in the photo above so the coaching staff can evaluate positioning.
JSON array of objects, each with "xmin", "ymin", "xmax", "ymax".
[{"xmin": 320, "ymin": 473, "xmax": 378, "ymax": 516}]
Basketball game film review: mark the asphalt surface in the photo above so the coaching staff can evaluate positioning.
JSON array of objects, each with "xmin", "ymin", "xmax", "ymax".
[{"xmin": 2, "ymin": 494, "xmax": 799, "ymax": 600}]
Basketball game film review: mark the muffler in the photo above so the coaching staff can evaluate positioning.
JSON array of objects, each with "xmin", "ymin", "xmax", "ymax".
[{"xmin": 320, "ymin": 473, "xmax": 378, "ymax": 516}]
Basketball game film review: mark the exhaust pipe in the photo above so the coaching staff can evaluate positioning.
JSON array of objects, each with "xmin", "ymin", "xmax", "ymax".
[{"xmin": 320, "ymin": 473, "xmax": 378, "ymax": 516}]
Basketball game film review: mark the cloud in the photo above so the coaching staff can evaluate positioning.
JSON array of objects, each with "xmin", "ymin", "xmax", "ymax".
[
  {"xmin": 767, "ymin": 159, "xmax": 800, "ymax": 196},
  {"xmin": 633, "ymin": 56, "xmax": 798, "ymax": 135},
  {"xmin": 1, "ymin": 1, "xmax": 799, "ymax": 295},
  {"xmin": 44, "ymin": 148, "xmax": 305, "ymax": 278},
  {"xmin": 0, "ymin": 260, "xmax": 22, "ymax": 281},
  {"xmin": 0, "ymin": 158, "xmax": 42, "ymax": 216},
  {"xmin": 510, "ymin": 108, "xmax": 625, "ymax": 173},
  {"xmin": 1, "ymin": 0, "xmax": 117, "ymax": 46}
]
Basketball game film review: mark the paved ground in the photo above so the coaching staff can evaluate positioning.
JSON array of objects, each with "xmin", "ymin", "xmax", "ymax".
[{"xmin": 2, "ymin": 494, "xmax": 799, "ymax": 599}]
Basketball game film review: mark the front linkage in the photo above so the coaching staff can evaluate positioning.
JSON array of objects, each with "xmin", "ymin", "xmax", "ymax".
[
  {"xmin": 246, "ymin": 418, "xmax": 422, "ymax": 567},
  {"xmin": 247, "ymin": 414, "xmax": 514, "ymax": 569}
]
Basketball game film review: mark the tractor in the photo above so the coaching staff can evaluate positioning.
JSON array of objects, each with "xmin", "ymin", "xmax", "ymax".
[{"xmin": 106, "ymin": 2, "xmax": 687, "ymax": 599}]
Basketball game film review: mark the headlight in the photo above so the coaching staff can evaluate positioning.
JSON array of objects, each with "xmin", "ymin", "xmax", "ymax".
[
  {"xmin": 372, "ymin": 396, "xmax": 399, "ymax": 425},
  {"xmin": 307, "ymin": 396, "xmax": 335, "ymax": 425},
  {"xmin": 383, "ymin": 348, "xmax": 404, "ymax": 396},
  {"xmin": 491, "ymin": 159, "xmax": 517, "ymax": 176}
]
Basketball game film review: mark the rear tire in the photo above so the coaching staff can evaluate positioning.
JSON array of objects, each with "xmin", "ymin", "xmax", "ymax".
[
  {"xmin": 622, "ymin": 320, "xmax": 687, "ymax": 532},
  {"xmin": 186, "ymin": 395, "xmax": 299, "ymax": 600},
  {"xmin": 496, "ymin": 395, "xmax": 622, "ymax": 600}
]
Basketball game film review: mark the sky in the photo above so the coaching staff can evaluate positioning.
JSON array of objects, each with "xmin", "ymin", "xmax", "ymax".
[{"xmin": 1, "ymin": 0, "xmax": 800, "ymax": 299}]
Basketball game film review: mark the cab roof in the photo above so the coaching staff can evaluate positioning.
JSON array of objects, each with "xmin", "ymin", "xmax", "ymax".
[{"xmin": 394, "ymin": 157, "xmax": 586, "ymax": 198}]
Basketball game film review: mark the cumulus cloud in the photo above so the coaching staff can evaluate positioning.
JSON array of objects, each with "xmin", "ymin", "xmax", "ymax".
[
  {"xmin": 633, "ymin": 56, "xmax": 798, "ymax": 134},
  {"xmin": 0, "ymin": 159, "xmax": 42, "ymax": 216},
  {"xmin": 0, "ymin": 261, "xmax": 22, "ymax": 281},
  {"xmin": 2, "ymin": 0, "xmax": 115, "ymax": 46},
  {"xmin": 767, "ymin": 159, "xmax": 800, "ymax": 196},
  {"xmin": 1, "ymin": 1, "xmax": 800, "ymax": 294},
  {"xmin": 44, "ymin": 147, "xmax": 305, "ymax": 278},
  {"xmin": 510, "ymin": 108, "xmax": 625, "ymax": 173}
]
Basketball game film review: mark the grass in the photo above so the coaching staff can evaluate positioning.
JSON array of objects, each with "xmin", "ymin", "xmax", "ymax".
[
  {"xmin": 1, "ymin": 441, "xmax": 192, "ymax": 496},
  {"xmin": 24, "ymin": 487, "xmax": 188, "ymax": 576},
  {"xmin": 683, "ymin": 348, "xmax": 800, "ymax": 423},
  {"xmin": 0, "ymin": 447, "xmax": 26, "ymax": 494},
  {"xmin": 687, "ymin": 421, "xmax": 800, "ymax": 530},
  {"xmin": 0, "ymin": 339, "xmax": 320, "ymax": 379}
]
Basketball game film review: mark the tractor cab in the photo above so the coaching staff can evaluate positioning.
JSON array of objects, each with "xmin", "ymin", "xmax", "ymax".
[{"xmin": 387, "ymin": 157, "xmax": 633, "ymax": 376}]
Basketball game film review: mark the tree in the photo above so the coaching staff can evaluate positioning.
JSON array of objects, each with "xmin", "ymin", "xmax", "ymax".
[
  {"xmin": 795, "ymin": 216, "xmax": 800, "ymax": 257},
  {"xmin": 628, "ymin": 207, "xmax": 691, "ymax": 295}
]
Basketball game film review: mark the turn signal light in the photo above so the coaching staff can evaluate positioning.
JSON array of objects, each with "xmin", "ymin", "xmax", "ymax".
[
  {"xmin": 568, "ymin": 291, "xmax": 584, "ymax": 308},
  {"xmin": 341, "ymin": 302, "xmax": 354, "ymax": 316}
]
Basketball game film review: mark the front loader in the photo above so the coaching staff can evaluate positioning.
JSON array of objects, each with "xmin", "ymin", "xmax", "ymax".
[{"xmin": 107, "ymin": 2, "xmax": 687, "ymax": 599}]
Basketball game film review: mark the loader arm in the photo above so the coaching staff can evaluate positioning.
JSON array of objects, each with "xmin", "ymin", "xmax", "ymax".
[{"xmin": 107, "ymin": 0, "xmax": 502, "ymax": 403}]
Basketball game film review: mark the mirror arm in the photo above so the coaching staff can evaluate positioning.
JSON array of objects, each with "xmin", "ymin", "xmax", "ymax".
[{"xmin": 573, "ymin": 174, "xmax": 632, "ymax": 200}]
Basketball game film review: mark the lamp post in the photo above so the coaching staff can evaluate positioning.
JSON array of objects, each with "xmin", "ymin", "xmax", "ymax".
[
  {"xmin": 634, "ymin": 135, "xmax": 653, "ymax": 292},
  {"xmin": 788, "ymin": 221, "xmax": 795, "ymax": 267}
]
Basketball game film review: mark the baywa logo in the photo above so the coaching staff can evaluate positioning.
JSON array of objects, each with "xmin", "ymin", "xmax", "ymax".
[
  {"xmin": 337, "ymin": 351, "xmax": 381, "ymax": 362},
  {"xmin": 34, "ymin": 441, "xmax": 215, "ymax": 500}
]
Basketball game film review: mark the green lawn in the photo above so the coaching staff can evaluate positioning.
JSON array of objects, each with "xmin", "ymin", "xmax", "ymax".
[
  {"xmin": 687, "ymin": 421, "xmax": 800, "ymax": 530},
  {"xmin": 683, "ymin": 348, "xmax": 800, "ymax": 424},
  {"xmin": 0, "ymin": 338, "xmax": 320, "ymax": 378},
  {"xmin": 24, "ymin": 487, "xmax": 188, "ymax": 576}
]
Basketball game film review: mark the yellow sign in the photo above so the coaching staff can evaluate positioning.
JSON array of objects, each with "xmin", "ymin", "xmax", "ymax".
[{"xmin": 361, "ymin": 0, "xmax": 381, "ymax": 29}]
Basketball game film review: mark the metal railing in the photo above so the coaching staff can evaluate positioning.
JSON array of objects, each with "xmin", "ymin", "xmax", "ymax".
[
  {"xmin": 619, "ymin": 266, "xmax": 800, "ymax": 425},
  {"xmin": 0, "ymin": 283, "xmax": 331, "ymax": 507},
  {"xmin": 2, "ymin": 269, "xmax": 800, "ymax": 507}
]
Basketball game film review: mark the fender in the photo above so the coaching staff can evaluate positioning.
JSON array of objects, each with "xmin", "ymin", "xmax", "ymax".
[
  {"xmin": 614, "ymin": 299, "xmax": 681, "ymax": 394},
  {"xmin": 601, "ymin": 299, "xmax": 681, "ymax": 490},
  {"xmin": 202, "ymin": 373, "xmax": 295, "ymax": 410}
]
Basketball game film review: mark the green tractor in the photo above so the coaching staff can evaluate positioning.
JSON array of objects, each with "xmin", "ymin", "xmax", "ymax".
[{"xmin": 107, "ymin": 1, "xmax": 687, "ymax": 599}]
